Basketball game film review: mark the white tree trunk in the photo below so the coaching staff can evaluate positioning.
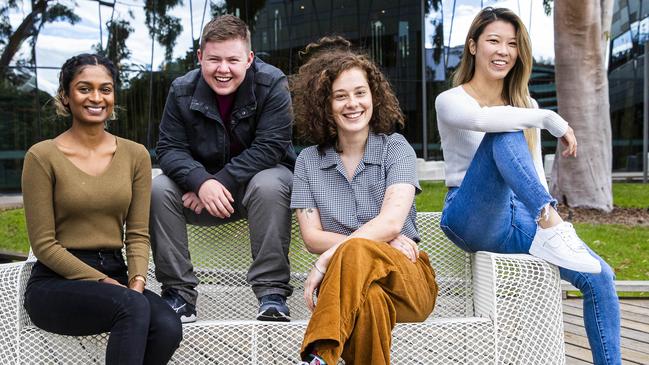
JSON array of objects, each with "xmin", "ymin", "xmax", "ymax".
[{"xmin": 550, "ymin": 0, "xmax": 614, "ymax": 212}]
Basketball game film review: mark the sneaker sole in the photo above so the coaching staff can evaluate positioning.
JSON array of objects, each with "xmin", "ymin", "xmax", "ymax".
[
  {"xmin": 180, "ymin": 314, "xmax": 197, "ymax": 324},
  {"xmin": 529, "ymin": 245, "xmax": 602, "ymax": 274},
  {"xmin": 256, "ymin": 309, "xmax": 291, "ymax": 322}
]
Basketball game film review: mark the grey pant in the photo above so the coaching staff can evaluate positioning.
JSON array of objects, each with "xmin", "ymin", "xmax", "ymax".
[{"xmin": 150, "ymin": 165, "xmax": 294, "ymax": 306}]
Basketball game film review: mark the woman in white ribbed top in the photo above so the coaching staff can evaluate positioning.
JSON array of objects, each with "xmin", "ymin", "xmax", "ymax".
[{"xmin": 435, "ymin": 7, "xmax": 620, "ymax": 365}]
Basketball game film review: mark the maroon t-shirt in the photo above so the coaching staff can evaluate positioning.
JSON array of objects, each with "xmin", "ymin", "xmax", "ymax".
[{"xmin": 216, "ymin": 93, "xmax": 244, "ymax": 158}]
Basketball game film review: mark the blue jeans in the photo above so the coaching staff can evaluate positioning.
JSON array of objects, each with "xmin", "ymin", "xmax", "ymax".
[
  {"xmin": 24, "ymin": 249, "xmax": 183, "ymax": 365},
  {"xmin": 440, "ymin": 132, "xmax": 621, "ymax": 365}
]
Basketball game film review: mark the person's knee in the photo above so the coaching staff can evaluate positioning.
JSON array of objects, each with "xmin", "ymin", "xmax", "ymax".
[
  {"xmin": 151, "ymin": 175, "xmax": 181, "ymax": 204},
  {"xmin": 116, "ymin": 291, "xmax": 151, "ymax": 330},
  {"xmin": 151, "ymin": 310, "xmax": 183, "ymax": 349},
  {"xmin": 127, "ymin": 291, "xmax": 151, "ymax": 315},
  {"xmin": 247, "ymin": 167, "xmax": 292, "ymax": 201},
  {"xmin": 360, "ymin": 284, "xmax": 393, "ymax": 321}
]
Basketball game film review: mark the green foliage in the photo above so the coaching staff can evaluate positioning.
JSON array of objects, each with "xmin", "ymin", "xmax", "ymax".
[
  {"xmin": 575, "ymin": 223, "xmax": 649, "ymax": 281},
  {"xmin": 2, "ymin": 0, "xmax": 183, "ymax": 71},
  {"xmin": 543, "ymin": 0, "xmax": 553, "ymax": 16},
  {"xmin": 210, "ymin": 0, "xmax": 267, "ymax": 31},
  {"xmin": 613, "ymin": 183, "xmax": 649, "ymax": 208},
  {"xmin": 104, "ymin": 19, "xmax": 134, "ymax": 72},
  {"xmin": 0, "ymin": 1, "xmax": 17, "ymax": 46},
  {"xmin": 0, "ymin": 80, "xmax": 65, "ymax": 151},
  {"xmin": 43, "ymin": 3, "xmax": 80, "ymax": 24},
  {"xmin": 144, "ymin": 0, "xmax": 183, "ymax": 61},
  {"xmin": 416, "ymin": 181, "xmax": 447, "ymax": 212},
  {"xmin": 0, "ymin": 209, "xmax": 28, "ymax": 253}
]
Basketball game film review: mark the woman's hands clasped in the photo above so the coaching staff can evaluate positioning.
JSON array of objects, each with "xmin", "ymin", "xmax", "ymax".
[{"xmin": 100, "ymin": 276, "xmax": 144, "ymax": 293}]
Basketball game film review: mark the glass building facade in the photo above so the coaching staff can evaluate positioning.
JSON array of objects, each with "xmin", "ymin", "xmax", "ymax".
[
  {"xmin": 1, "ymin": 0, "xmax": 625, "ymax": 191},
  {"xmin": 609, "ymin": 0, "xmax": 649, "ymax": 171}
]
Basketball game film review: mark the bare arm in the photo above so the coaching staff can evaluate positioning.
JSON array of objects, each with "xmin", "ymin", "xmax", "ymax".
[
  {"xmin": 295, "ymin": 207, "xmax": 348, "ymax": 254},
  {"xmin": 296, "ymin": 183, "xmax": 416, "ymax": 261},
  {"xmin": 299, "ymin": 183, "xmax": 416, "ymax": 311},
  {"xmin": 348, "ymin": 183, "xmax": 416, "ymax": 241}
]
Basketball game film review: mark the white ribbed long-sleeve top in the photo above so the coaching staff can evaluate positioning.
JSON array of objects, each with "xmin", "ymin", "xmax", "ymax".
[{"xmin": 435, "ymin": 85, "xmax": 569, "ymax": 190}]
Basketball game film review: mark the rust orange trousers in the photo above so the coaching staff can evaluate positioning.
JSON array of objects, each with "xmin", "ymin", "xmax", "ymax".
[{"xmin": 300, "ymin": 238, "xmax": 438, "ymax": 365}]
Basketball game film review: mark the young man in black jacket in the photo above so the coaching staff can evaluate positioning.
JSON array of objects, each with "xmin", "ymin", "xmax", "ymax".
[{"xmin": 151, "ymin": 14, "xmax": 296, "ymax": 323}]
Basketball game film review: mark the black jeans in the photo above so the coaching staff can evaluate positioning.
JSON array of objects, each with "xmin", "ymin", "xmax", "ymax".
[{"xmin": 24, "ymin": 249, "xmax": 183, "ymax": 365}]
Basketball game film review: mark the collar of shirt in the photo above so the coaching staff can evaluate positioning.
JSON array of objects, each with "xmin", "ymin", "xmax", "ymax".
[{"xmin": 318, "ymin": 132, "xmax": 384, "ymax": 171}]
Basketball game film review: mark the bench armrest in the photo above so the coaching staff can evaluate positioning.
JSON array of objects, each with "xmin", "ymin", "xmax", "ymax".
[{"xmin": 473, "ymin": 251, "xmax": 565, "ymax": 364}]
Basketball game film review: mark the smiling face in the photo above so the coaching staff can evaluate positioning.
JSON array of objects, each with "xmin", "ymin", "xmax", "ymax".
[
  {"xmin": 62, "ymin": 65, "xmax": 115, "ymax": 125},
  {"xmin": 198, "ymin": 38, "xmax": 254, "ymax": 96},
  {"xmin": 330, "ymin": 67, "xmax": 373, "ymax": 138},
  {"xmin": 469, "ymin": 20, "xmax": 518, "ymax": 82}
]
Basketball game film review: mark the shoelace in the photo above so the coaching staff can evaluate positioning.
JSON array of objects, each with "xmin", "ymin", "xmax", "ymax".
[{"xmin": 556, "ymin": 223, "xmax": 587, "ymax": 252}]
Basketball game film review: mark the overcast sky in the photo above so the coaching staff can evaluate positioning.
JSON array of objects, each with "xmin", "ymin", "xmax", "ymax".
[
  {"xmin": 8, "ymin": 0, "xmax": 224, "ymax": 94},
  {"xmin": 8, "ymin": 0, "xmax": 555, "ymax": 95}
]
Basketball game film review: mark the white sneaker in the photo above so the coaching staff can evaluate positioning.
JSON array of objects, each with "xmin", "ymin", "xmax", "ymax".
[{"xmin": 529, "ymin": 222, "xmax": 601, "ymax": 273}]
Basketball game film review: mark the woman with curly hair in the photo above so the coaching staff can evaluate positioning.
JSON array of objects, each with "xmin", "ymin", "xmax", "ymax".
[{"xmin": 291, "ymin": 36, "xmax": 438, "ymax": 365}]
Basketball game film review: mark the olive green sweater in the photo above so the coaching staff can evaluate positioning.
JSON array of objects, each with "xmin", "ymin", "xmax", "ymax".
[{"xmin": 22, "ymin": 137, "xmax": 151, "ymax": 282}]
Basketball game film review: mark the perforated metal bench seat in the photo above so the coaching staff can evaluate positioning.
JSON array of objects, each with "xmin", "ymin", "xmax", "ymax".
[{"xmin": 0, "ymin": 213, "xmax": 567, "ymax": 364}]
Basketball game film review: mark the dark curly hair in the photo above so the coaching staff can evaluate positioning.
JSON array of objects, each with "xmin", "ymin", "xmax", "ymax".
[{"xmin": 291, "ymin": 36, "xmax": 405, "ymax": 152}]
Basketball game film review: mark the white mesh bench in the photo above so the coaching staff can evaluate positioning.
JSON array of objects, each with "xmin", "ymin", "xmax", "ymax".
[{"xmin": 0, "ymin": 212, "xmax": 566, "ymax": 364}]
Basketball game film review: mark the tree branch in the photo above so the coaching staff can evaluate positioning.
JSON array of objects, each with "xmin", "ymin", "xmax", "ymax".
[{"xmin": 0, "ymin": 0, "xmax": 47, "ymax": 72}]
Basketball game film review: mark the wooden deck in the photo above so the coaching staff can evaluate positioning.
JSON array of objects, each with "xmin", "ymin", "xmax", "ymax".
[{"xmin": 564, "ymin": 298, "xmax": 649, "ymax": 364}]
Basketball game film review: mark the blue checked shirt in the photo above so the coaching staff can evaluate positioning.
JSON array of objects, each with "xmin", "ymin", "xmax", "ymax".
[{"xmin": 291, "ymin": 132, "xmax": 421, "ymax": 242}]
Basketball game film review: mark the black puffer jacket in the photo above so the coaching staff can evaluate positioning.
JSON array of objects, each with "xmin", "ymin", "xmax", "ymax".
[{"xmin": 157, "ymin": 57, "xmax": 296, "ymax": 194}]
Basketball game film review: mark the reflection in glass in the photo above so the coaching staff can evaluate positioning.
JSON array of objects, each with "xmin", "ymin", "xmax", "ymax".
[
  {"xmin": 1, "ymin": 0, "xmax": 582, "ymax": 190},
  {"xmin": 609, "ymin": 0, "xmax": 647, "ymax": 171}
]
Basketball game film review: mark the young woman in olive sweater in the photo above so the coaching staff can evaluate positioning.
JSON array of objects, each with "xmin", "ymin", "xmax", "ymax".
[{"xmin": 22, "ymin": 54, "xmax": 182, "ymax": 365}]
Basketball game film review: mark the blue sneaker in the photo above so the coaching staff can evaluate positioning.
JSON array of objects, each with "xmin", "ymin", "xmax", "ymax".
[
  {"xmin": 256, "ymin": 294, "xmax": 291, "ymax": 322},
  {"xmin": 161, "ymin": 289, "xmax": 197, "ymax": 323}
]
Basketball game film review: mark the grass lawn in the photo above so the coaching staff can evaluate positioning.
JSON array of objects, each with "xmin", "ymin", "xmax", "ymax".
[
  {"xmin": 612, "ymin": 183, "xmax": 649, "ymax": 208},
  {"xmin": 575, "ymin": 223, "xmax": 649, "ymax": 280},
  {"xmin": 2, "ymin": 181, "xmax": 648, "ymax": 281},
  {"xmin": 0, "ymin": 208, "xmax": 28, "ymax": 254}
]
